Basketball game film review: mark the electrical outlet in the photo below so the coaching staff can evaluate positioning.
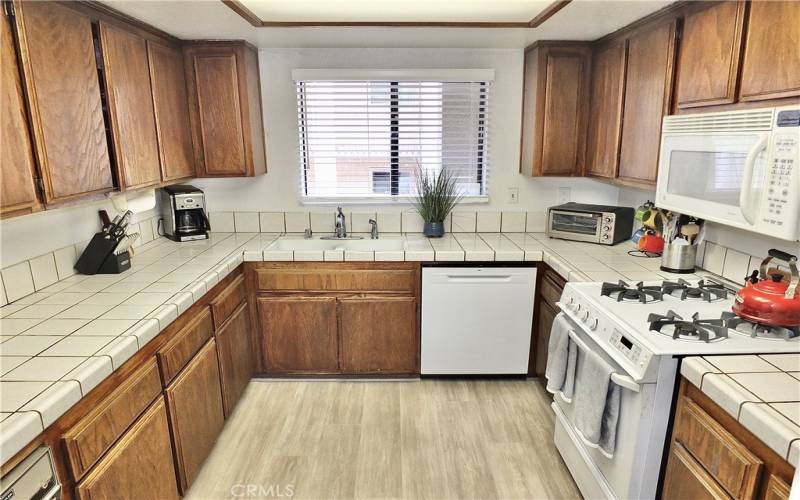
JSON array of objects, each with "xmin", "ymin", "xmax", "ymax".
[
  {"xmin": 557, "ymin": 187, "xmax": 571, "ymax": 204},
  {"xmin": 507, "ymin": 187, "xmax": 519, "ymax": 204}
]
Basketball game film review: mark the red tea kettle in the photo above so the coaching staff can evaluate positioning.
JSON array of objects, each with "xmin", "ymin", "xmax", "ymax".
[{"xmin": 733, "ymin": 249, "xmax": 800, "ymax": 327}]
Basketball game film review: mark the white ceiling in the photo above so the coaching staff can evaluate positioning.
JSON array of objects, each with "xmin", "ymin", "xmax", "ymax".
[
  {"xmin": 101, "ymin": 0, "xmax": 674, "ymax": 49},
  {"xmin": 241, "ymin": 0, "xmax": 553, "ymax": 23}
]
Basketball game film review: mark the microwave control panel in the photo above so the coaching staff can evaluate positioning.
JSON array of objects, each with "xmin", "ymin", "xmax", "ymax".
[{"xmin": 763, "ymin": 133, "xmax": 797, "ymax": 227}]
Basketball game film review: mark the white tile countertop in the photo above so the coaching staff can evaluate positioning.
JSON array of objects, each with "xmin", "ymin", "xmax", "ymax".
[
  {"xmin": 682, "ymin": 354, "xmax": 800, "ymax": 467},
  {"xmin": 0, "ymin": 232, "xmax": 263, "ymax": 464},
  {"xmin": 0, "ymin": 231, "xmax": 733, "ymax": 464}
]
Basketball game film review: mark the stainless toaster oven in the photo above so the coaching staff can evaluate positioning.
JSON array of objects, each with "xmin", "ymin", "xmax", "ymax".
[{"xmin": 546, "ymin": 203, "xmax": 635, "ymax": 245}]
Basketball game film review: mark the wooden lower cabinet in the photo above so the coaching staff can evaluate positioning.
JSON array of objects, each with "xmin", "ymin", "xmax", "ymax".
[
  {"xmin": 216, "ymin": 302, "xmax": 254, "ymax": 416},
  {"xmin": 662, "ymin": 379, "xmax": 795, "ymax": 500},
  {"xmin": 339, "ymin": 296, "xmax": 418, "ymax": 374},
  {"xmin": 662, "ymin": 443, "xmax": 732, "ymax": 500},
  {"xmin": 256, "ymin": 296, "xmax": 339, "ymax": 373},
  {"xmin": 75, "ymin": 397, "xmax": 179, "ymax": 500},
  {"xmin": 165, "ymin": 339, "xmax": 225, "ymax": 493},
  {"xmin": 534, "ymin": 301, "xmax": 557, "ymax": 378},
  {"xmin": 763, "ymin": 475, "xmax": 791, "ymax": 500},
  {"xmin": 531, "ymin": 267, "xmax": 564, "ymax": 377}
]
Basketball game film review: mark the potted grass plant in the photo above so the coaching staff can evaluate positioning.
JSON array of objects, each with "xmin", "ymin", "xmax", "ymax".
[{"xmin": 412, "ymin": 167, "xmax": 463, "ymax": 238}]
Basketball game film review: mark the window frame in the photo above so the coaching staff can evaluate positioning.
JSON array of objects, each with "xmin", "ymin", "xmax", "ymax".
[{"xmin": 293, "ymin": 69, "xmax": 493, "ymax": 205}]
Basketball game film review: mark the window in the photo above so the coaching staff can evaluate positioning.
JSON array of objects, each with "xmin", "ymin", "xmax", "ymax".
[{"xmin": 294, "ymin": 70, "xmax": 492, "ymax": 201}]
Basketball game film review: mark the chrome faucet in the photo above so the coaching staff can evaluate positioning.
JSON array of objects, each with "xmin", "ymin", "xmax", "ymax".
[
  {"xmin": 334, "ymin": 206, "xmax": 347, "ymax": 238},
  {"xmin": 368, "ymin": 219, "xmax": 379, "ymax": 239}
]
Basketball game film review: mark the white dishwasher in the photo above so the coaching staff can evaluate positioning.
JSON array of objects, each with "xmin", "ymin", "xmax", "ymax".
[{"xmin": 421, "ymin": 266, "xmax": 537, "ymax": 374}]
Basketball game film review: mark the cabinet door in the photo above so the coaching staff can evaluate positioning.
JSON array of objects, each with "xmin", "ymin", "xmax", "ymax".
[
  {"xmin": 534, "ymin": 301, "xmax": 556, "ymax": 378},
  {"xmin": 184, "ymin": 46, "xmax": 250, "ymax": 177},
  {"xmin": 662, "ymin": 443, "xmax": 731, "ymax": 500},
  {"xmin": 147, "ymin": 41, "xmax": 196, "ymax": 182},
  {"xmin": 763, "ymin": 475, "xmax": 791, "ymax": 500},
  {"xmin": 674, "ymin": 1, "xmax": 745, "ymax": 109},
  {"xmin": 99, "ymin": 22, "xmax": 161, "ymax": 190},
  {"xmin": 739, "ymin": 1, "xmax": 800, "ymax": 102},
  {"xmin": 339, "ymin": 296, "xmax": 418, "ymax": 374},
  {"xmin": 585, "ymin": 42, "xmax": 626, "ymax": 179},
  {"xmin": 216, "ymin": 302, "xmax": 253, "ymax": 417},
  {"xmin": 13, "ymin": 1, "xmax": 113, "ymax": 203},
  {"xmin": 540, "ymin": 51, "xmax": 589, "ymax": 176},
  {"xmin": 1, "ymin": 7, "xmax": 39, "ymax": 217},
  {"xmin": 256, "ymin": 296, "xmax": 338, "ymax": 373},
  {"xmin": 618, "ymin": 21, "xmax": 677, "ymax": 185},
  {"xmin": 165, "ymin": 339, "xmax": 225, "ymax": 493},
  {"xmin": 75, "ymin": 398, "xmax": 179, "ymax": 500}
]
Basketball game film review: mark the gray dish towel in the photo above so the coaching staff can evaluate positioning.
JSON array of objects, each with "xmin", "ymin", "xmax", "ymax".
[
  {"xmin": 545, "ymin": 313, "xmax": 578, "ymax": 402},
  {"xmin": 574, "ymin": 346, "xmax": 621, "ymax": 458}
]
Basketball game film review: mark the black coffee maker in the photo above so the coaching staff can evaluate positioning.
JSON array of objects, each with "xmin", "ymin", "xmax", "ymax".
[{"xmin": 159, "ymin": 185, "xmax": 210, "ymax": 241}]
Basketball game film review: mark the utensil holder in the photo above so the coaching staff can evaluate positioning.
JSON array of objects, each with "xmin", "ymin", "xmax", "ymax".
[{"xmin": 660, "ymin": 243, "xmax": 697, "ymax": 274}]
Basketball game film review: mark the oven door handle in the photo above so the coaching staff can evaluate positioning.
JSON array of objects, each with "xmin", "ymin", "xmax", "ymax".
[{"xmin": 567, "ymin": 330, "xmax": 641, "ymax": 393}]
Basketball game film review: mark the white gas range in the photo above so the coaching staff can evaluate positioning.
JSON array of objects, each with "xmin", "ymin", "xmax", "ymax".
[{"xmin": 550, "ymin": 278, "xmax": 799, "ymax": 500}]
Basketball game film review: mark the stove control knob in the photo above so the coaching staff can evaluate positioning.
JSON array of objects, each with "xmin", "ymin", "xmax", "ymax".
[
  {"xmin": 576, "ymin": 303, "xmax": 582, "ymax": 312},
  {"xmin": 603, "ymin": 226, "xmax": 610, "ymax": 231},
  {"xmin": 589, "ymin": 318, "xmax": 599, "ymax": 330},
  {"xmin": 602, "ymin": 234, "xmax": 610, "ymax": 240},
  {"xmin": 582, "ymin": 310, "xmax": 590, "ymax": 322},
  {"xmin": 604, "ymin": 217, "xmax": 612, "ymax": 223}
]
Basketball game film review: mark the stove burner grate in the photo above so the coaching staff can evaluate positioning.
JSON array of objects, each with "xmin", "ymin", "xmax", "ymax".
[
  {"xmin": 720, "ymin": 312, "xmax": 800, "ymax": 341},
  {"xmin": 648, "ymin": 310, "xmax": 729, "ymax": 342},
  {"xmin": 601, "ymin": 280, "xmax": 663, "ymax": 304},
  {"xmin": 661, "ymin": 278, "xmax": 729, "ymax": 302}
]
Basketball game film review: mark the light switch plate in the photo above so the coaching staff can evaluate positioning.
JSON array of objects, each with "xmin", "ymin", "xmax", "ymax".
[{"xmin": 507, "ymin": 187, "xmax": 519, "ymax": 204}]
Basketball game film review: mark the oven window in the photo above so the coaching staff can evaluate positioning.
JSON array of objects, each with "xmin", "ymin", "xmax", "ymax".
[
  {"xmin": 552, "ymin": 213, "xmax": 599, "ymax": 235},
  {"xmin": 666, "ymin": 150, "xmax": 766, "ymax": 206}
]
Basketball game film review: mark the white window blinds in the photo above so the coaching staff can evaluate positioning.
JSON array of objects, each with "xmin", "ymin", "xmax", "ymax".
[{"xmin": 294, "ymin": 71, "xmax": 491, "ymax": 201}]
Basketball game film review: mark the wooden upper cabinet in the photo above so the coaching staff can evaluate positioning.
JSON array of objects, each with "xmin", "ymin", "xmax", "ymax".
[
  {"xmin": 12, "ymin": 1, "xmax": 113, "ymax": 204},
  {"xmin": 1, "ymin": 7, "xmax": 39, "ymax": 217},
  {"xmin": 520, "ymin": 43, "xmax": 591, "ymax": 177},
  {"xmin": 165, "ymin": 339, "xmax": 225, "ymax": 493},
  {"xmin": 147, "ymin": 41, "xmax": 196, "ymax": 182},
  {"xmin": 339, "ymin": 296, "xmax": 418, "ymax": 374},
  {"xmin": 256, "ymin": 296, "xmax": 339, "ymax": 373},
  {"xmin": 674, "ymin": 1, "xmax": 745, "ymax": 109},
  {"xmin": 75, "ymin": 398, "xmax": 180, "ymax": 500},
  {"xmin": 99, "ymin": 22, "xmax": 161, "ymax": 190},
  {"xmin": 585, "ymin": 41, "xmax": 627, "ymax": 179},
  {"xmin": 183, "ymin": 41, "xmax": 266, "ymax": 177},
  {"xmin": 739, "ymin": 0, "xmax": 800, "ymax": 102},
  {"xmin": 618, "ymin": 20, "xmax": 677, "ymax": 185}
]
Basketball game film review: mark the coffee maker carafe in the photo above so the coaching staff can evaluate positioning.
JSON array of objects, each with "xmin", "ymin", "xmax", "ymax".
[{"xmin": 159, "ymin": 185, "xmax": 211, "ymax": 241}]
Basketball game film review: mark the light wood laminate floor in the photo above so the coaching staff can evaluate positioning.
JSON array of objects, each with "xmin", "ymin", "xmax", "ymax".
[{"xmin": 187, "ymin": 379, "xmax": 580, "ymax": 500}]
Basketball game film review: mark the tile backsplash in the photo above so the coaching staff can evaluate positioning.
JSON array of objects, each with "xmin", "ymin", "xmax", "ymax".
[
  {"xmin": 207, "ymin": 210, "xmax": 550, "ymax": 235},
  {"xmin": 0, "ymin": 215, "xmax": 160, "ymax": 308}
]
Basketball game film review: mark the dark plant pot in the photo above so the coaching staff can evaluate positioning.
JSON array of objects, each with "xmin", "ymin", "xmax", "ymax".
[{"xmin": 423, "ymin": 221, "xmax": 445, "ymax": 238}]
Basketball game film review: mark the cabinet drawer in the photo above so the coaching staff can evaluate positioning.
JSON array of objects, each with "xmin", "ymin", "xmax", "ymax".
[
  {"xmin": 674, "ymin": 397, "xmax": 762, "ymax": 498},
  {"xmin": 254, "ymin": 267, "xmax": 416, "ymax": 293},
  {"xmin": 63, "ymin": 360, "xmax": 162, "ymax": 481},
  {"xmin": 210, "ymin": 274, "xmax": 246, "ymax": 329},
  {"xmin": 540, "ymin": 274, "xmax": 564, "ymax": 308},
  {"xmin": 157, "ymin": 307, "xmax": 214, "ymax": 385}
]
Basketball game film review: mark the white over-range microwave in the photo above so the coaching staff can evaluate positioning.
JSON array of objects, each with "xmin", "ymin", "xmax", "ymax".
[{"xmin": 655, "ymin": 106, "xmax": 800, "ymax": 241}]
